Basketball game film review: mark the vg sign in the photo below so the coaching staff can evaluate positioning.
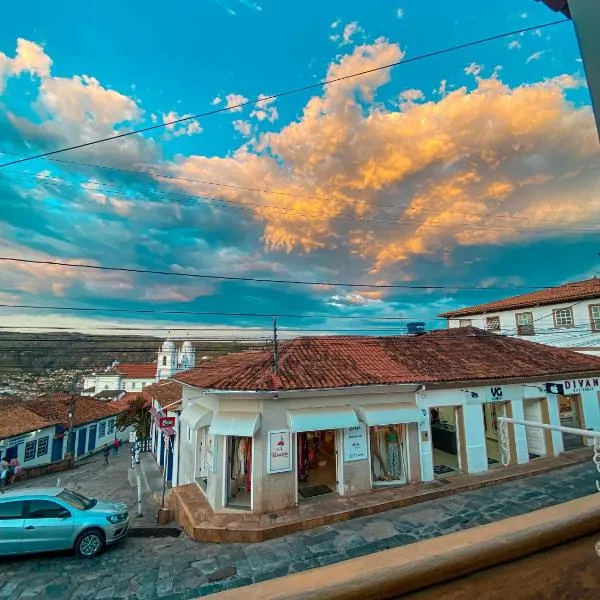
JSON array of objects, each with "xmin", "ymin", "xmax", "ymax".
[{"xmin": 486, "ymin": 387, "xmax": 505, "ymax": 402}]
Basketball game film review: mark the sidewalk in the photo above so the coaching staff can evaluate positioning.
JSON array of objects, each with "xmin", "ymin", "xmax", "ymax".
[
  {"xmin": 8, "ymin": 444, "xmax": 170, "ymax": 528},
  {"xmin": 172, "ymin": 448, "xmax": 594, "ymax": 543}
]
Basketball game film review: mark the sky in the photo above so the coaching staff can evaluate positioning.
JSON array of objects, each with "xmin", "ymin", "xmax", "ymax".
[{"xmin": 0, "ymin": 0, "xmax": 599, "ymax": 340}]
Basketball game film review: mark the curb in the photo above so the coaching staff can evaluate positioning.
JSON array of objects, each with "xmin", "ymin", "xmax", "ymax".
[{"xmin": 208, "ymin": 493, "xmax": 600, "ymax": 600}]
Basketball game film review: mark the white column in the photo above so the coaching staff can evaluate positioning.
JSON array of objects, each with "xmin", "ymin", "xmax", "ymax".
[
  {"xmin": 463, "ymin": 404, "xmax": 487, "ymax": 473},
  {"xmin": 510, "ymin": 399, "xmax": 529, "ymax": 464},
  {"xmin": 419, "ymin": 423, "xmax": 434, "ymax": 482},
  {"xmin": 546, "ymin": 394, "xmax": 564, "ymax": 455},
  {"xmin": 580, "ymin": 389, "xmax": 600, "ymax": 446},
  {"xmin": 570, "ymin": 0, "xmax": 600, "ymax": 141}
]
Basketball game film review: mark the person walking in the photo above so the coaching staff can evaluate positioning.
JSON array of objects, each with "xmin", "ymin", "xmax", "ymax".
[
  {"xmin": 113, "ymin": 437, "xmax": 119, "ymax": 456},
  {"xmin": 102, "ymin": 444, "xmax": 110, "ymax": 466}
]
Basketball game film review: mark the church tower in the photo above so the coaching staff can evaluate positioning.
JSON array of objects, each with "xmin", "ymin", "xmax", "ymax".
[
  {"xmin": 156, "ymin": 338, "xmax": 177, "ymax": 380},
  {"xmin": 177, "ymin": 339, "xmax": 196, "ymax": 372}
]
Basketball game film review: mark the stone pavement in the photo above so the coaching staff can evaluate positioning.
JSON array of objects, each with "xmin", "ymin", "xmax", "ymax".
[
  {"xmin": 7, "ymin": 443, "xmax": 169, "ymax": 527},
  {"xmin": 0, "ymin": 461, "xmax": 598, "ymax": 600}
]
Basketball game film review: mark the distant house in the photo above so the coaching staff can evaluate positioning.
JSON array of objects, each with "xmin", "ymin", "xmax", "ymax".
[
  {"xmin": 25, "ymin": 395, "xmax": 129, "ymax": 461},
  {"xmin": 439, "ymin": 278, "xmax": 600, "ymax": 356},
  {"xmin": 0, "ymin": 405, "xmax": 60, "ymax": 468}
]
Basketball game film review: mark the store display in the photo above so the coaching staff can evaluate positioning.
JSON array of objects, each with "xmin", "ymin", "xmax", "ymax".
[
  {"xmin": 229, "ymin": 436, "xmax": 252, "ymax": 499},
  {"xmin": 370, "ymin": 425, "xmax": 407, "ymax": 485}
]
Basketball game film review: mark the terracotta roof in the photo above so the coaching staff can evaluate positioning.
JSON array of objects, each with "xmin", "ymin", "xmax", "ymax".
[
  {"xmin": 26, "ymin": 395, "xmax": 124, "ymax": 428},
  {"xmin": 0, "ymin": 406, "xmax": 59, "ymax": 440},
  {"xmin": 173, "ymin": 328, "xmax": 600, "ymax": 391},
  {"xmin": 115, "ymin": 363, "xmax": 156, "ymax": 379},
  {"xmin": 439, "ymin": 278, "xmax": 600, "ymax": 318},
  {"xmin": 144, "ymin": 380, "xmax": 183, "ymax": 407},
  {"xmin": 109, "ymin": 390, "xmax": 152, "ymax": 412}
]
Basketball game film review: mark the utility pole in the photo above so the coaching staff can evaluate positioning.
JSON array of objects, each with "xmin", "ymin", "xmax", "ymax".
[
  {"xmin": 273, "ymin": 317, "xmax": 279, "ymax": 376},
  {"xmin": 65, "ymin": 372, "xmax": 77, "ymax": 464}
]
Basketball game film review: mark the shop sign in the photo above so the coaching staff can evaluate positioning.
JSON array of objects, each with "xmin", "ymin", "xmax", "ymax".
[
  {"xmin": 418, "ymin": 408, "xmax": 429, "ymax": 430},
  {"xmin": 267, "ymin": 430, "xmax": 292, "ymax": 474},
  {"xmin": 485, "ymin": 387, "xmax": 505, "ymax": 402},
  {"xmin": 159, "ymin": 416, "xmax": 175, "ymax": 429},
  {"xmin": 552, "ymin": 378, "xmax": 600, "ymax": 394},
  {"xmin": 343, "ymin": 423, "xmax": 368, "ymax": 462}
]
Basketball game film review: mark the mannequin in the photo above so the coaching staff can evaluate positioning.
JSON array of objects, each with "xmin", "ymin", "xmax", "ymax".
[{"xmin": 370, "ymin": 426, "xmax": 389, "ymax": 481}]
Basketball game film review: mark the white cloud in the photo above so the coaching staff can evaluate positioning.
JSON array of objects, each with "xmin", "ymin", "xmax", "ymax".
[
  {"xmin": 520, "ymin": 12, "xmax": 528, "ymax": 18},
  {"xmin": 162, "ymin": 111, "xmax": 203, "ymax": 137},
  {"xmin": 225, "ymin": 92, "xmax": 249, "ymax": 112},
  {"xmin": 232, "ymin": 119, "xmax": 252, "ymax": 136},
  {"xmin": 0, "ymin": 38, "xmax": 52, "ymax": 92},
  {"xmin": 211, "ymin": 96, "xmax": 222, "ymax": 105},
  {"xmin": 532, "ymin": 28, "xmax": 542, "ymax": 38},
  {"xmin": 249, "ymin": 94, "xmax": 278, "ymax": 122},
  {"xmin": 341, "ymin": 21, "xmax": 363, "ymax": 46},
  {"xmin": 464, "ymin": 63, "xmax": 483, "ymax": 77},
  {"xmin": 397, "ymin": 8, "xmax": 404, "ymax": 19},
  {"xmin": 508, "ymin": 40, "xmax": 521, "ymax": 50},
  {"xmin": 331, "ymin": 20, "xmax": 340, "ymax": 29},
  {"xmin": 399, "ymin": 89, "xmax": 424, "ymax": 102},
  {"xmin": 526, "ymin": 51, "xmax": 545, "ymax": 64}
]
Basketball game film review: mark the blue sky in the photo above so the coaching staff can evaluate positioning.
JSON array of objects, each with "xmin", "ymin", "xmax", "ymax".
[{"xmin": 0, "ymin": 0, "xmax": 598, "ymax": 338}]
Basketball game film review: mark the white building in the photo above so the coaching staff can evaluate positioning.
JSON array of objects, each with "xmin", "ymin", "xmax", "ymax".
[
  {"xmin": 83, "ymin": 339, "xmax": 196, "ymax": 397},
  {"xmin": 170, "ymin": 328, "xmax": 600, "ymax": 518},
  {"xmin": 439, "ymin": 277, "xmax": 600, "ymax": 356}
]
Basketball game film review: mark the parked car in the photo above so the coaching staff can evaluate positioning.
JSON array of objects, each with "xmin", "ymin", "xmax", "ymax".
[{"xmin": 0, "ymin": 487, "xmax": 129, "ymax": 558}]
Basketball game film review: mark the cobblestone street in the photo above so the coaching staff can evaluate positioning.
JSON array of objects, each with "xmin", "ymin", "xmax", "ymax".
[{"xmin": 0, "ymin": 458, "xmax": 598, "ymax": 599}]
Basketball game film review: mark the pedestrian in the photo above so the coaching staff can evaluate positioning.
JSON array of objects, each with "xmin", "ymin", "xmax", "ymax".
[
  {"xmin": 113, "ymin": 437, "xmax": 119, "ymax": 456},
  {"xmin": 102, "ymin": 444, "xmax": 110, "ymax": 466}
]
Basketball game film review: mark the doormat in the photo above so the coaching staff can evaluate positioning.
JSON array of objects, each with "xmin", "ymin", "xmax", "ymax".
[
  {"xmin": 529, "ymin": 453, "xmax": 540, "ymax": 460},
  {"xmin": 299, "ymin": 485, "xmax": 334, "ymax": 498},
  {"xmin": 487, "ymin": 457, "xmax": 500, "ymax": 465},
  {"xmin": 128, "ymin": 527, "xmax": 181, "ymax": 538},
  {"xmin": 434, "ymin": 465, "xmax": 456, "ymax": 475}
]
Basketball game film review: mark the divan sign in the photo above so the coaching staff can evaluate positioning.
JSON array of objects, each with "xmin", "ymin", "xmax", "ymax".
[{"xmin": 555, "ymin": 378, "xmax": 600, "ymax": 394}]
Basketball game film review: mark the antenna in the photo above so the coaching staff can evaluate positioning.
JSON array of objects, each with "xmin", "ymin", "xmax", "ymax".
[{"xmin": 273, "ymin": 317, "xmax": 279, "ymax": 376}]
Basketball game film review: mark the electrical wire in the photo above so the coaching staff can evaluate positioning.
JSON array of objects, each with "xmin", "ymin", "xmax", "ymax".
[{"xmin": 0, "ymin": 19, "xmax": 568, "ymax": 168}]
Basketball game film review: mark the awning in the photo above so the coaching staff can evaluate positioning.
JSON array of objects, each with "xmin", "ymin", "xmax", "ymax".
[
  {"xmin": 286, "ymin": 406, "xmax": 359, "ymax": 432},
  {"xmin": 208, "ymin": 411, "xmax": 261, "ymax": 437},
  {"xmin": 179, "ymin": 403, "xmax": 213, "ymax": 430},
  {"xmin": 357, "ymin": 404, "xmax": 423, "ymax": 427}
]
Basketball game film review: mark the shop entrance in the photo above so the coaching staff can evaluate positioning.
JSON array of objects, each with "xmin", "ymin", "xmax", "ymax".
[
  {"xmin": 430, "ymin": 407, "xmax": 462, "ymax": 476},
  {"xmin": 482, "ymin": 402, "xmax": 507, "ymax": 468},
  {"xmin": 297, "ymin": 430, "xmax": 337, "ymax": 499},
  {"xmin": 369, "ymin": 424, "xmax": 408, "ymax": 486},
  {"xmin": 559, "ymin": 395, "xmax": 584, "ymax": 450},
  {"xmin": 523, "ymin": 399, "xmax": 547, "ymax": 459},
  {"xmin": 195, "ymin": 426, "xmax": 209, "ymax": 491},
  {"xmin": 226, "ymin": 436, "xmax": 253, "ymax": 509}
]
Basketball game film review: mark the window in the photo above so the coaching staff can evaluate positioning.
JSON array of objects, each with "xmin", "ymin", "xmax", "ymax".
[
  {"xmin": 187, "ymin": 426, "xmax": 192, "ymax": 443},
  {"xmin": 459, "ymin": 319, "xmax": 472, "ymax": 327},
  {"xmin": 99, "ymin": 422, "xmax": 106, "ymax": 438},
  {"xmin": 26, "ymin": 500, "xmax": 69, "ymax": 519},
  {"xmin": 132, "ymin": 382, "xmax": 137, "ymax": 389},
  {"xmin": 162, "ymin": 356, "xmax": 167, "ymax": 366},
  {"xmin": 485, "ymin": 316, "xmax": 500, "ymax": 331},
  {"xmin": 516, "ymin": 312, "xmax": 535, "ymax": 336},
  {"xmin": 590, "ymin": 304, "xmax": 600, "ymax": 331},
  {"xmin": 58, "ymin": 489, "xmax": 96, "ymax": 511},
  {"xmin": 0, "ymin": 501, "xmax": 24, "ymax": 520},
  {"xmin": 37, "ymin": 436, "xmax": 49, "ymax": 457},
  {"xmin": 107, "ymin": 419, "xmax": 115, "ymax": 435},
  {"xmin": 553, "ymin": 307, "xmax": 574, "ymax": 328},
  {"xmin": 24, "ymin": 440, "xmax": 37, "ymax": 462}
]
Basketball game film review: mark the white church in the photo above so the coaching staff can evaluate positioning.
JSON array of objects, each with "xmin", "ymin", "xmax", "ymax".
[{"xmin": 82, "ymin": 339, "xmax": 196, "ymax": 398}]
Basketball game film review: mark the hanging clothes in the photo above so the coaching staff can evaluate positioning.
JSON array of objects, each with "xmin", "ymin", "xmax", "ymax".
[
  {"xmin": 246, "ymin": 438, "xmax": 252, "ymax": 493},
  {"xmin": 297, "ymin": 432, "xmax": 309, "ymax": 481},
  {"xmin": 238, "ymin": 438, "xmax": 248, "ymax": 476}
]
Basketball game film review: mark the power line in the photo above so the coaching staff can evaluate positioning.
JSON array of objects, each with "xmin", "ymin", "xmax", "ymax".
[
  {"xmin": 0, "ymin": 19, "xmax": 568, "ymax": 168},
  {"xmin": 3, "ymin": 158, "xmax": 594, "ymax": 229},
  {"xmin": 5, "ymin": 169, "xmax": 598, "ymax": 236},
  {"xmin": 2, "ymin": 256, "xmax": 590, "ymax": 291}
]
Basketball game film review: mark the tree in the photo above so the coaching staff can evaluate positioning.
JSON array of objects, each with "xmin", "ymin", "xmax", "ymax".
[{"xmin": 116, "ymin": 394, "xmax": 151, "ymax": 440}]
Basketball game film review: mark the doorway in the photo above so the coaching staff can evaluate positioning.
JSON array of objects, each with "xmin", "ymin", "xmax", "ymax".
[
  {"xmin": 559, "ymin": 395, "xmax": 584, "ymax": 450},
  {"xmin": 297, "ymin": 430, "xmax": 337, "ymax": 499},
  {"xmin": 523, "ymin": 399, "xmax": 547, "ymax": 459},
  {"xmin": 369, "ymin": 424, "xmax": 408, "ymax": 487},
  {"xmin": 430, "ymin": 407, "xmax": 462, "ymax": 476},
  {"xmin": 195, "ymin": 426, "xmax": 209, "ymax": 491},
  {"xmin": 226, "ymin": 436, "xmax": 252, "ymax": 509},
  {"xmin": 482, "ymin": 402, "xmax": 506, "ymax": 468}
]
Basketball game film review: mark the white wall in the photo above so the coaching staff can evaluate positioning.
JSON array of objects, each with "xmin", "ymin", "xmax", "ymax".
[
  {"xmin": 0, "ymin": 426, "xmax": 57, "ymax": 468},
  {"xmin": 122, "ymin": 377, "xmax": 154, "ymax": 391},
  {"xmin": 447, "ymin": 299, "xmax": 600, "ymax": 354}
]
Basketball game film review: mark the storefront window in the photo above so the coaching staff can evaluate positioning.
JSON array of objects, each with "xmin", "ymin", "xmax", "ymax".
[
  {"xmin": 227, "ymin": 436, "xmax": 252, "ymax": 508},
  {"xmin": 369, "ymin": 425, "xmax": 407, "ymax": 486}
]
